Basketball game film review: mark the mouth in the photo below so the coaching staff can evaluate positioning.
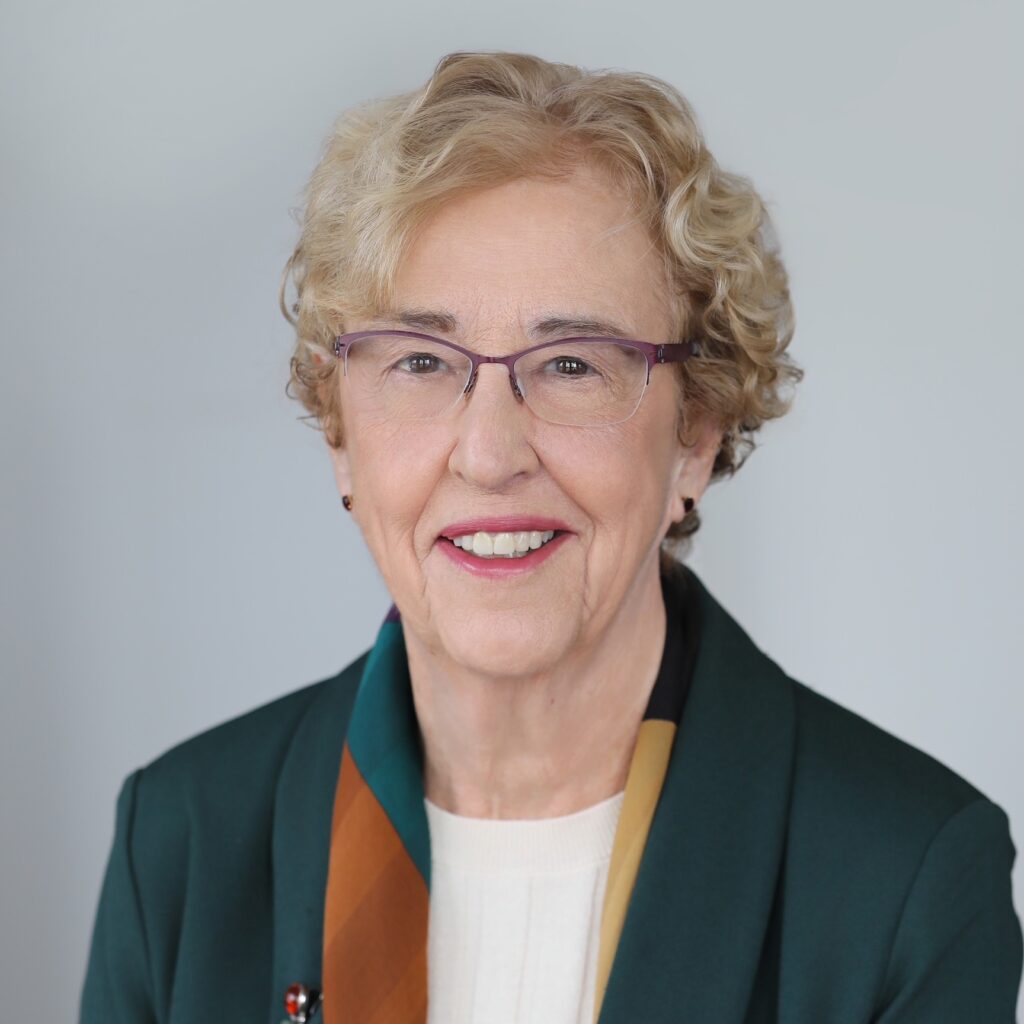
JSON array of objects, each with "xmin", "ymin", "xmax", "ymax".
[
  {"xmin": 434, "ymin": 516, "xmax": 573, "ymax": 573},
  {"xmin": 440, "ymin": 529, "xmax": 566, "ymax": 560}
]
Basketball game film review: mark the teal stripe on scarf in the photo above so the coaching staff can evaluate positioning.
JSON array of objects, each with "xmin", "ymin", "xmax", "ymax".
[{"xmin": 345, "ymin": 618, "xmax": 432, "ymax": 887}]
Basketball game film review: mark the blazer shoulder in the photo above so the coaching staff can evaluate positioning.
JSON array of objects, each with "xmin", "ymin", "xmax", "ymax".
[
  {"xmin": 686, "ymin": 563, "xmax": 995, "ymax": 842},
  {"xmin": 788, "ymin": 676, "xmax": 991, "ymax": 846},
  {"xmin": 783, "ymin": 679, "xmax": 1021, "ymax": 1016}
]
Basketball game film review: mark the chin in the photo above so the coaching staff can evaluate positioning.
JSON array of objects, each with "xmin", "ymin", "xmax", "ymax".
[{"xmin": 433, "ymin": 605, "xmax": 576, "ymax": 681}]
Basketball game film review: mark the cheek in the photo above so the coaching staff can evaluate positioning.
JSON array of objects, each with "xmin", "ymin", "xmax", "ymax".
[
  {"xmin": 347, "ymin": 414, "xmax": 452, "ymax": 555},
  {"xmin": 547, "ymin": 419, "xmax": 675, "ymax": 535}
]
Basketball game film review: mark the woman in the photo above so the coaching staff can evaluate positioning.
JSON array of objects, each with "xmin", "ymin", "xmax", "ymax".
[{"xmin": 80, "ymin": 51, "xmax": 1021, "ymax": 1023}]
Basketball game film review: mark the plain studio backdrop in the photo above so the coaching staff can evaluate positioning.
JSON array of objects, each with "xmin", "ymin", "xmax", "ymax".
[{"xmin": 2, "ymin": 0, "xmax": 1021, "ymax": 1017}]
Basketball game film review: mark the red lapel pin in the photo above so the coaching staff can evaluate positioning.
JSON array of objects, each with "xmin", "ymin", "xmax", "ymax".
[{"xmin": 282, "ymin": 982, "xmax": 322, "ymax": 1023}]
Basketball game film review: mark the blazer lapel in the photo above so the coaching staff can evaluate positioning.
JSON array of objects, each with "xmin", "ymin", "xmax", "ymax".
[{"xmin": 598, "ymin": 569, "xmax": 797, "ymax": 1024}]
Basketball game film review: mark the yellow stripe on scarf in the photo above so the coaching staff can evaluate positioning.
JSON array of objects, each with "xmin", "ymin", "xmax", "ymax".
[{"xmin": 593, "ymin": 719, "xmax": 677, "ymax": 1022}]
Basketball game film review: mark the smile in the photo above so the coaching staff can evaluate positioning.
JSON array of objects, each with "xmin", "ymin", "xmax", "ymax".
[
  {"xmin": 435, "ymin": 516, "xmax": 573, "ymax": 576},
  {"xmin": 448, "ymin": 530, "xmax": 559, "ymax": 559}
]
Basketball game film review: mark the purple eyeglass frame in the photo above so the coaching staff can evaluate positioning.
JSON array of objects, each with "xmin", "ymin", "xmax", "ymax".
[{"xmin": 331, "ymin": 329, "xmax": 700, "ymax": 406}]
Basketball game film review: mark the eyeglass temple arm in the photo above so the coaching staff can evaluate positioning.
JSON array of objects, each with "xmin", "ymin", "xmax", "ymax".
[{"xmin": 656, "ymin": 340, "xmax": 701, "ymax": 363}]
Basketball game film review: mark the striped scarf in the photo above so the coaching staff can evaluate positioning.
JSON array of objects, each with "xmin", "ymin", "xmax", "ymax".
[{"xmin": 321, "ymin": 570, "xmax": 698, "ymax": 1023}]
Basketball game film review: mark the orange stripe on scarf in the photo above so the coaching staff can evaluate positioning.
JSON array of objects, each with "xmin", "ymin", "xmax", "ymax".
[{"xmin": 322, "ymin": 744, "xmax": 428, "ymax": 1024}]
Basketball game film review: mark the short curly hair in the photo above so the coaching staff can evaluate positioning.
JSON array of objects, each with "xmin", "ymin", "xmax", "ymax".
[{"xmin": 283, "ymin": 51, "xmax": 802, "ymax": 562}]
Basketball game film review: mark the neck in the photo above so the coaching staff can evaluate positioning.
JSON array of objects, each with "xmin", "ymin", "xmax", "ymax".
[{"xmin": 404, "ymin": 566, "xmax": 667, "ymax": 819}]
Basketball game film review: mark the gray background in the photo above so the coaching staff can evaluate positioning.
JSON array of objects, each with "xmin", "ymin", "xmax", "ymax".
[{"xmin": 2, "ymin": 0, "xmax": 1021, "ymax": 1017}]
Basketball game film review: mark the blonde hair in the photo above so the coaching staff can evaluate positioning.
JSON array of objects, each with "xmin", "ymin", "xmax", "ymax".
[{"xmin": 282, "ymin": 51, "xmax": 803, "ymax": 559}]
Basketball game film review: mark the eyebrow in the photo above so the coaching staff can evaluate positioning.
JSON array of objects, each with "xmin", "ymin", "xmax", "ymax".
[
  {"xmin": 388, "ymin": 309, "xmax": 459, "ymax": 333},
  {"xmin": 379, "ymin": 308, "xmax": 637, "ymax": 340}
]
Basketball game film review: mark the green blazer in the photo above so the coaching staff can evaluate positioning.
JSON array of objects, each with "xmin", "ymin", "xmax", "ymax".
[{"xmin": 80, "ymin": 567, "xmax": 1022, "ymax": 1023}]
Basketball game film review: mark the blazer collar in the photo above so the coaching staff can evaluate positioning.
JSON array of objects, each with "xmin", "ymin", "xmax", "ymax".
[{"xmin": 267, "ymin": 566, "xmax": 796, "ymax": 1024}]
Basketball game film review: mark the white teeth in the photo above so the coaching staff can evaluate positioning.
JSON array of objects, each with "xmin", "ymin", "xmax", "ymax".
[
  {"xmin": 450, "ymin": 529, "xmax": 558, "ymax": 558},
  {"xmin": 492, "ymin": 532, "xmax": 515, "ymax": 555}
]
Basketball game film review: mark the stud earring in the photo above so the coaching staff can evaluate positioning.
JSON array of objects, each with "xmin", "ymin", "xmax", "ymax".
[
  {"xmin": 341, "ymin": 495, "xmax": 353, "ymax": 512},
  {"xmin": 683, "ymin": 497, "xmax": 695, "ymax": 513}
]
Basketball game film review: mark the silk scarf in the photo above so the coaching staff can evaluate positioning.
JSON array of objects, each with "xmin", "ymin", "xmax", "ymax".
[{"xmin": 321, "ymin": 568, "xmax": 700, "ymax": 1024}]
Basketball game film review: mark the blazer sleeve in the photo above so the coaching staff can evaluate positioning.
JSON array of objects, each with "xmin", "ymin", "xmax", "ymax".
[
  {"xmin": 79, "ymin": 768, "xmax": 157, "ymax": 1024},
  {"xmin": 873, "ymin": 797, "xmax": 1023, "ymax": 1023}
]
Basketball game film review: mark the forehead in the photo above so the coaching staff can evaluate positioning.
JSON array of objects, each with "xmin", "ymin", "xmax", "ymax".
[{"xmin": 387, "ymin": 169, "xmax": 673, "ymax": 337}]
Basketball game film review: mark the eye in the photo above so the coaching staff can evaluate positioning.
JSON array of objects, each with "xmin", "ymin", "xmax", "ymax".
[
  {"xmin": 397, "ymin": 352, "xmax": 444, "ymax": 374},
  {"xmin": 550, "ymin": 355, "xmax": 596, "ymax": 377}
]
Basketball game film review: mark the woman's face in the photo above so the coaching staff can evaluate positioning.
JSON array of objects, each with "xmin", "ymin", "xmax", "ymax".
[{"xmin": 329, "ymin": 166, "xmax": 721, "ymax": 676}]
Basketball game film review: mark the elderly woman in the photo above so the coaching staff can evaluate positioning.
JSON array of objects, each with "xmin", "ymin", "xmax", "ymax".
[{"xmin": 81, "ymin": 52, "xmax": 1021, "ymax": 1024}]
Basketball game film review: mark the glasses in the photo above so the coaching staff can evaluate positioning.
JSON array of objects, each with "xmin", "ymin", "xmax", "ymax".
[{"xmin": 332, "ymin": 330, "xmax": 700, "ymax": 427}]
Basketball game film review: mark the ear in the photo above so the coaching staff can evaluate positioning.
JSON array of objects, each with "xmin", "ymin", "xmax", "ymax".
[{"xmin": 667, "ymin": 414, "xmax": 723, "ymax": 525}]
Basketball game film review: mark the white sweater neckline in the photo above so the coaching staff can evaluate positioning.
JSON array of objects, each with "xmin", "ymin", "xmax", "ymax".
[{"xmin": 424, "ymin": 790, "xmax": 625, "ymax": 875}]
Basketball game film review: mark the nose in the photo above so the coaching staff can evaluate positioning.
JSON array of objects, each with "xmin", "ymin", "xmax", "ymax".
[{"xmin": 447, "ymin": 363, "xmax": 540, "ymax": 491}]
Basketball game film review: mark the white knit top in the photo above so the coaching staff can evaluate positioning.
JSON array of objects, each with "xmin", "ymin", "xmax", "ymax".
[{"xmin": 424, "ymin": 789, "xmax": 625, "ymax": 1024}]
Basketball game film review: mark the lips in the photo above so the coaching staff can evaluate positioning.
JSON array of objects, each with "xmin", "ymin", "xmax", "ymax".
[{"xmin": 435, "ymin": 517, "xmax": 574, "ymax": 574}]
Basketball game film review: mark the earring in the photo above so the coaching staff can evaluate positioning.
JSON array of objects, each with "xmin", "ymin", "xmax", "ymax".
[
  {"xmin": 341, "ymin": 495, "xmax": 353, "ymax": 512},
  {"xmin": 683, "ymin": 497, "xmax": 695, "ymax": 513}
]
